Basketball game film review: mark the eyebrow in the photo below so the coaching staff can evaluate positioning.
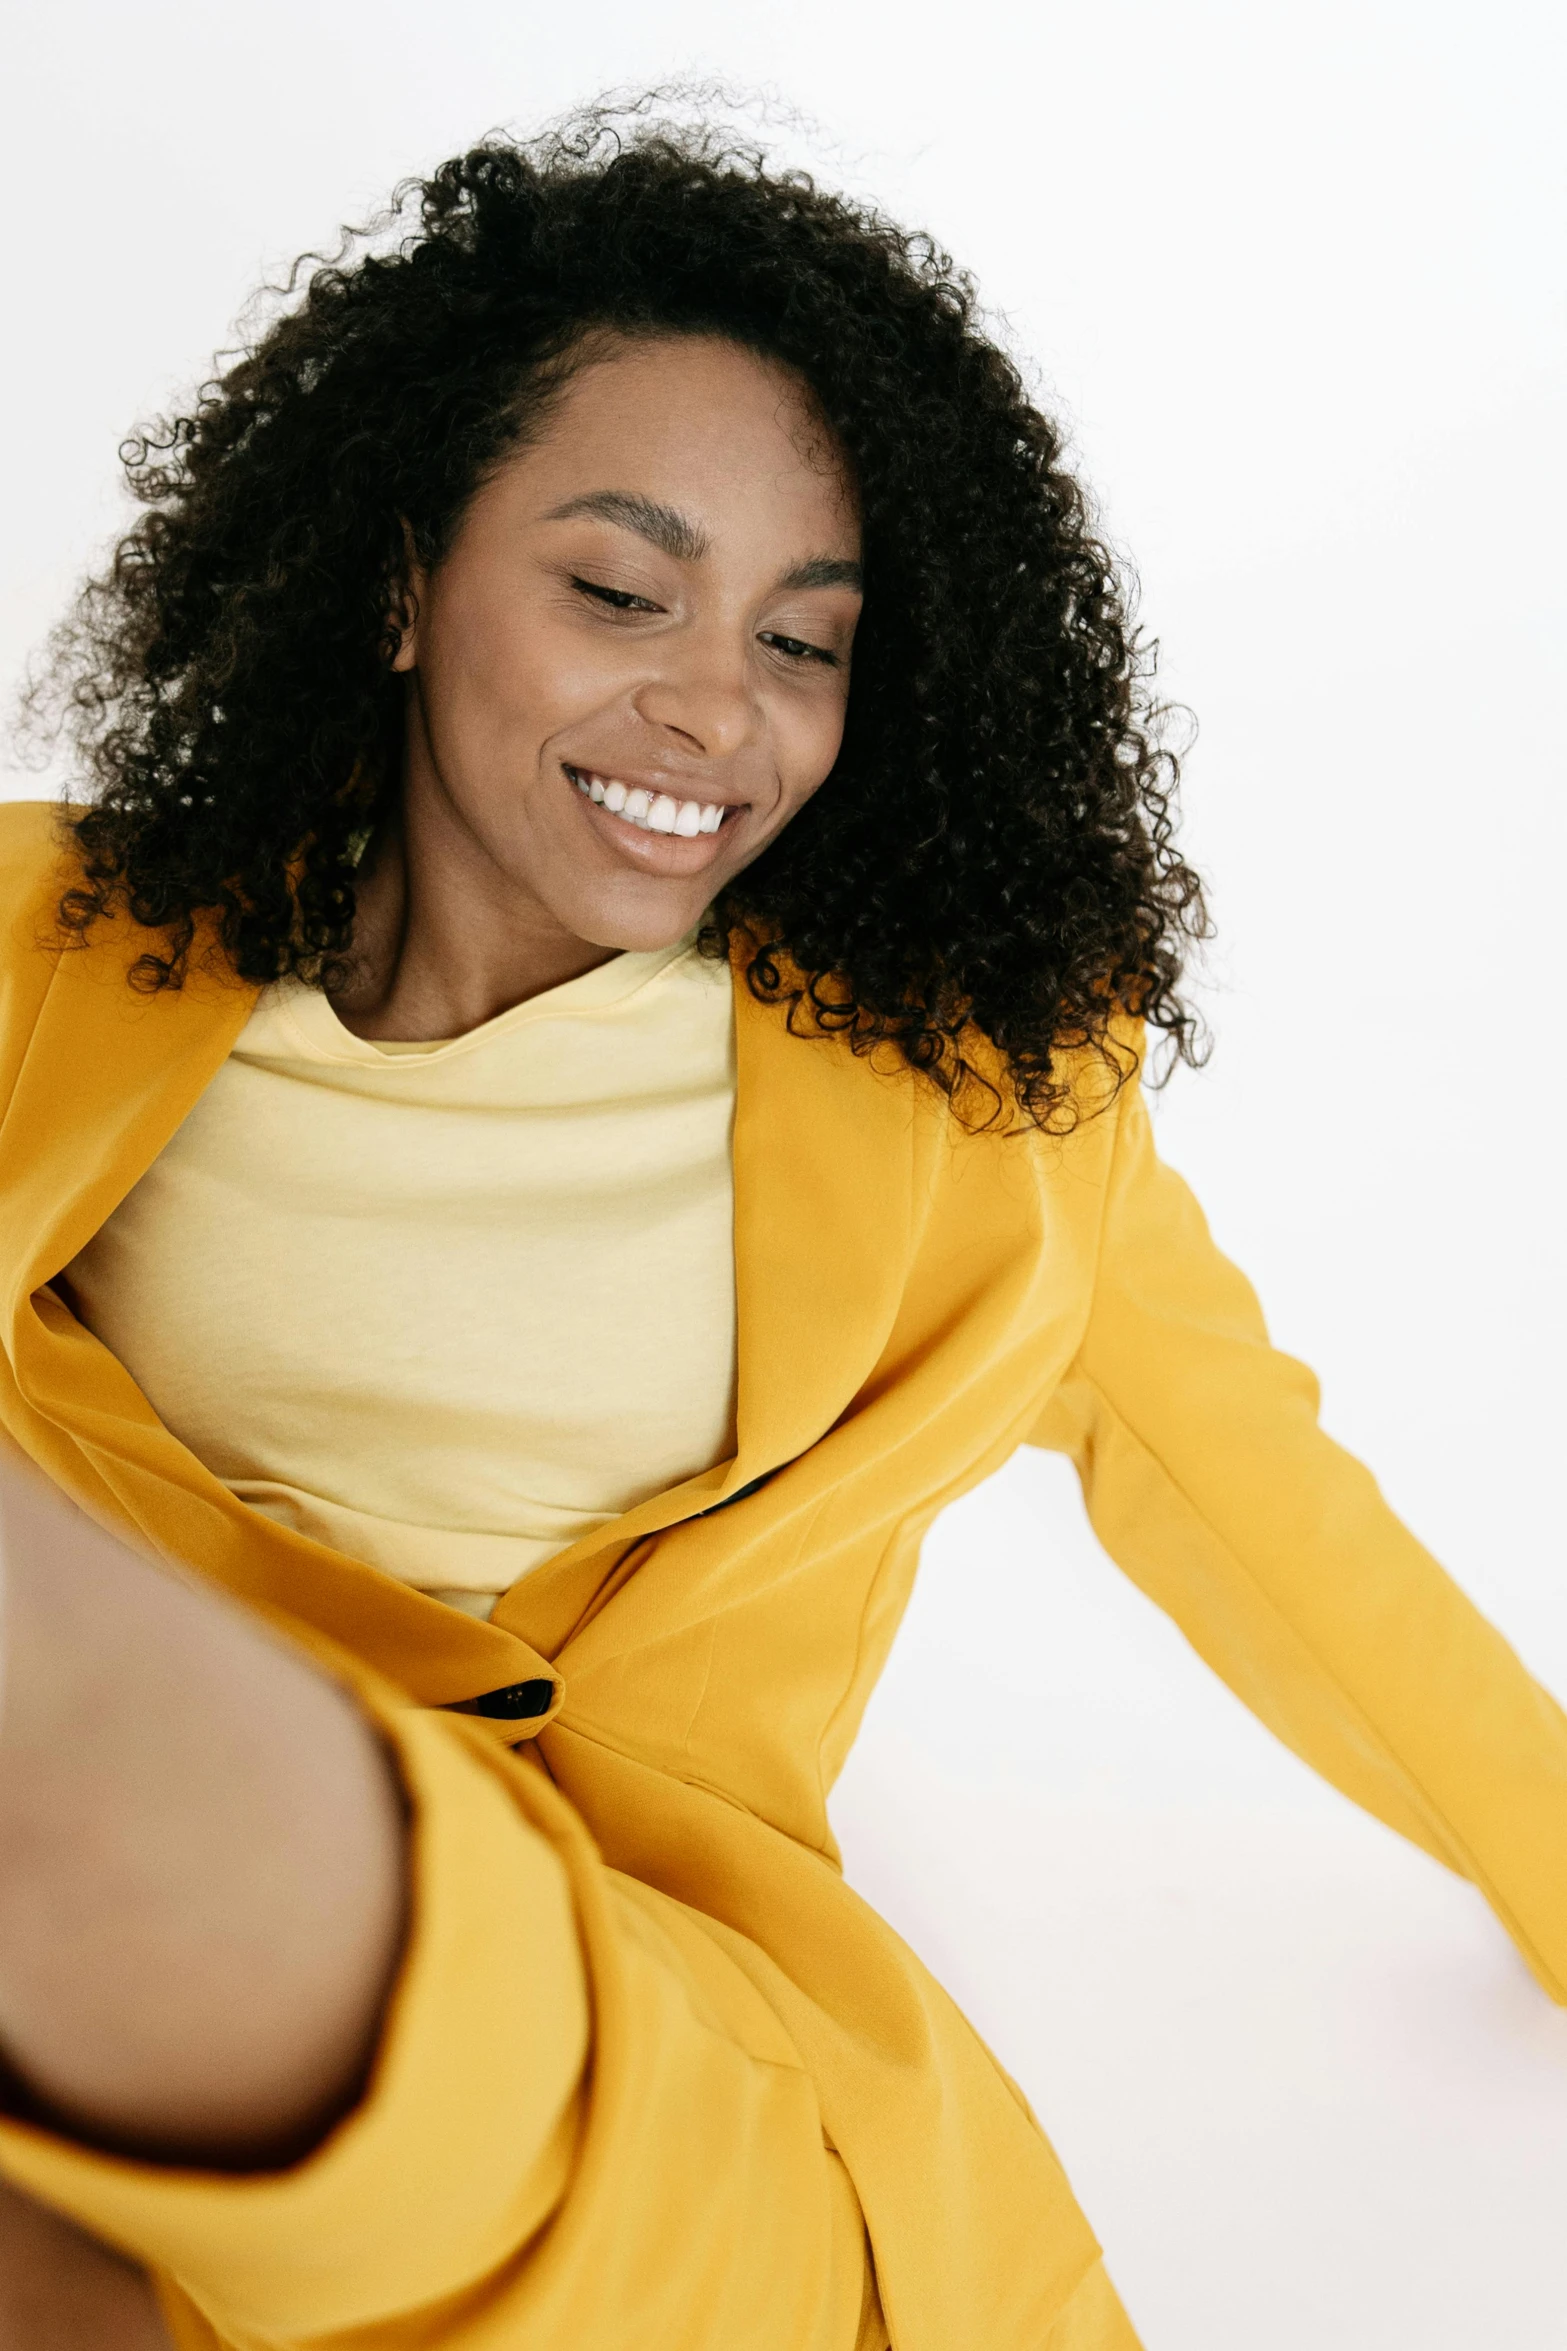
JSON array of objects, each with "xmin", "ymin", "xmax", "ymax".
[
  {"xmin": 543, "ymin": 491, "xmax": 708, "ymax": 563},
  {"xmin": 544, "ymin": 489, "xmax": 863, "ymax": 596},
  {"xmin": 776, "ymin": 554, "xmax": 864, "ymax": 594}
]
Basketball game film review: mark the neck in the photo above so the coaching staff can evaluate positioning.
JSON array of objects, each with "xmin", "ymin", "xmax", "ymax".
[{"xmin": 328, "ymin": 782, "xmax": 617, "ymax": 1045}]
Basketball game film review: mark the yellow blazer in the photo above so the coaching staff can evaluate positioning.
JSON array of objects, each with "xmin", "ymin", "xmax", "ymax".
[{"xmin": 1, "ymin": 797, "xmax": 1563, "ymax": 2351}]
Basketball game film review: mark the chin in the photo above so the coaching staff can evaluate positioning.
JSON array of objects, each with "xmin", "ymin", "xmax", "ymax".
[{"xmin": 569, "ymin": 891, "xmax": 714, "ymax": 956}]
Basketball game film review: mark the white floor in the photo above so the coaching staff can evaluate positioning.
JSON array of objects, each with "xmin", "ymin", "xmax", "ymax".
[{"xmin": 829, "ymin": 1450, "xmax": 1567, "ymax": 2350}]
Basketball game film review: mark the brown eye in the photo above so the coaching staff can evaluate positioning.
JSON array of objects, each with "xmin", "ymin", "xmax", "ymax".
[
  {"xmin": 759, "ymin": 630, "xmax": 836, "ymax": 665},
  {"xmin": 573, "ymin": 577, "xmax": 661, "ymax": 613}
]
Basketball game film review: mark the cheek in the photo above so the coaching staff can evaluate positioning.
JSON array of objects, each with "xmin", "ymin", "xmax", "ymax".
[
  {"xmin": 428, "ymin": 582, "xmax": 602, "ymax": 751},
  {"xmin": 776, "ymin": 687, "xmax": 850, "ymax": 806},
  {"xmin": 442, "ymin": 607, "xmax": 562, "ymax": 738}
]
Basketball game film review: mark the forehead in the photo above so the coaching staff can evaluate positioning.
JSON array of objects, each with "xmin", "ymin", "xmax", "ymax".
[{"xmin": 510, "ymin": 333, "xmax": 860, "ymax": 545}]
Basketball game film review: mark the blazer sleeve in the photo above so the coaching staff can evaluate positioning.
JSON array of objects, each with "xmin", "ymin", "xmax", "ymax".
[{"xmin": 1028, "ymin": 1070, "xmax": 1567, "ymax": 2002}]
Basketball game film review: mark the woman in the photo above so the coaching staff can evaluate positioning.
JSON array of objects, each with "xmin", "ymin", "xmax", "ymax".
[{"xmin": 1, "ymin": 110, "xmax": 1562, "ymax": 2351}]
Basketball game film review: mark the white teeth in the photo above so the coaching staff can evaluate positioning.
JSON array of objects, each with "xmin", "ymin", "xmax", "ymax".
[{"xmin": 571, "ymin": 766, "xmax": 731, "ymax": 837}]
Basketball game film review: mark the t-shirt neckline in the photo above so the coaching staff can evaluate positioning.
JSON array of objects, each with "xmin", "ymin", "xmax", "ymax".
[{"xmin": 261, "ymin": 930, "xmax": 712, "ymax": 1069}]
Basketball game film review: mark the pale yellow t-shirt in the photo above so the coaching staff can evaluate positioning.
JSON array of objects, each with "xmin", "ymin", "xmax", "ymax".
[{"xmin": 67, "ymin": 937, "xmax": 738, "ymax": 1619}]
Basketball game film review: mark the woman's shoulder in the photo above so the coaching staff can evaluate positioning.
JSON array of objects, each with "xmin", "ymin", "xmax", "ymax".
[
  {"xmin": 0, "ymin": 801, "xmax": 75, "ymax": 992},
  {"xmin": 0, "ymin": 802, "xmax": 80, "ymax": 1113}
]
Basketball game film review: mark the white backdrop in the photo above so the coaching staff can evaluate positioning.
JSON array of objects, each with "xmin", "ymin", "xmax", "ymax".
[{"xmin": 4, "ymin": 2, "xmax": 1565, "ymax": 2341}]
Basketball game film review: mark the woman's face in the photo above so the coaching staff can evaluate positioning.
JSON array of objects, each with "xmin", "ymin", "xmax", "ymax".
[{"xmin": 393, "ymin": 333, "xmax": 863, "ymax": 952}]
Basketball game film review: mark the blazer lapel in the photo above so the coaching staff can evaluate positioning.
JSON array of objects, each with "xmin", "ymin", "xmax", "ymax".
[
  {"xmin": 0, "ymin": 924, "xmax": 256, "ymax": 1310},
  {"xmin": 728, "ymin": 971, "xmax": 917, "ymax": 1478}
]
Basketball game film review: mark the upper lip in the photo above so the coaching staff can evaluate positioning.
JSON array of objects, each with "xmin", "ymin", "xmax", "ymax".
[{"xmin": 565, "ymin": 760, "xmax": 750, "ymax": 810}]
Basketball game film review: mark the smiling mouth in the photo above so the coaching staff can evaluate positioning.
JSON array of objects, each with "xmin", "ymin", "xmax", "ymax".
[{"xmin": 565, "ymin": 764, "xmax": 734, "ymax": 838}]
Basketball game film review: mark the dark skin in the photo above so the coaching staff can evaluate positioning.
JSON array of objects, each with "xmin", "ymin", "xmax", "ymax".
[{"xmin": 0, "ymin": 335, "xmax": 861, "ymax": 2336}]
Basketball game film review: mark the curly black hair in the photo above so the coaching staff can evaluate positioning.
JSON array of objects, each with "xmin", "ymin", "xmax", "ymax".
[{"xmin": 35, "ymin": 99, "xmax": 1208, "ymax": 1130}]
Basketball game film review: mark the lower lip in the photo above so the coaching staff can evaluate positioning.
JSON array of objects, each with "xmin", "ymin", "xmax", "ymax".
[{"xmin": 566, "ymin": 770, "xmax": 741, "ymax": 873}]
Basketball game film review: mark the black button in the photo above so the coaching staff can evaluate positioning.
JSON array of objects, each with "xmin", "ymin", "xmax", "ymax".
[
  {"xmin": 467, "ymin": 1679, "xmax": 555, "ymax": 1720},
  {"xmin": 700, "ymin": 1470, "xmax": 776, "ymax": 1517}
]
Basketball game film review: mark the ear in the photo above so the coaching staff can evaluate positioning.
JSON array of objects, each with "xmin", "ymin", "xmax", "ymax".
[{"xmin": 389, "ymin": 521, "xmax": 426, "ymax": 674}]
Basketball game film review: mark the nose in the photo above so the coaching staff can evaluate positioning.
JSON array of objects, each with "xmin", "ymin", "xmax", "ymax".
[{"xmin": 633, "ymin": 624, "xmax": 757, "ymax": 760}]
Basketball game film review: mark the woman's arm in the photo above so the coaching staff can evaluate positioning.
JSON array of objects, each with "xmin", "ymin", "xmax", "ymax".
[
  {"xmin": 0, "ymin": 1439, "xmax": 407, "ymax": 2163},
  {"xmin": 1030, "ymin": 1070, "xmax": 1567, "ymax": 1996}
]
